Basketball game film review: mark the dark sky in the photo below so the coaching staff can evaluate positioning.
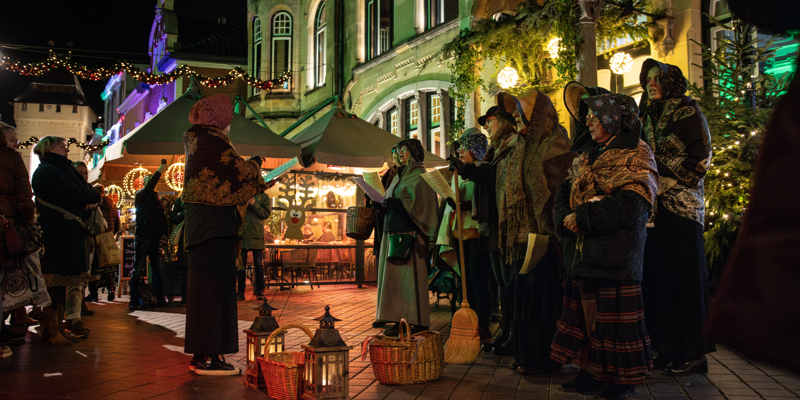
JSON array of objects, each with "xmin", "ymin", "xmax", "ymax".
[{"xmin": 0, "ymin": 0, "xmax": 246, "ymax": 126}]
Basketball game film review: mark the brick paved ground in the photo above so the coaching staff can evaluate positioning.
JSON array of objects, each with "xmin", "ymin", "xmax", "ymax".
[{"xmin": 2, "ymin": 284, "xmax": 799, "ymax": 399}]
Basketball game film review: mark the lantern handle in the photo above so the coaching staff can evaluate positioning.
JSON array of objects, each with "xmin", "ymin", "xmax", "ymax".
[{"xmin": 261, "ymin": 323, "xmax": 314, "ymax": 356}]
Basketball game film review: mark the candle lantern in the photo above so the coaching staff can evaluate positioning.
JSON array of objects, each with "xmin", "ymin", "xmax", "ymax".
[
  {"xmin": 243, "ymin": 300, "xmax": 284, "ymax": 389},
  {"xmin": 301, "ymin": 305, "xmax": 355, "ymax": 400}
]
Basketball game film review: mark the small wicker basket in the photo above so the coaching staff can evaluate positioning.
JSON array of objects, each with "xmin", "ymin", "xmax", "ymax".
[
  {"xmin": 361, "ymin": 318, "xmax": 444, "ymax": 385},
  {"xmin": 346, "ymin": 206, "xmax": 376, "ymax": 240},
  {"xmin": 257, "ymin": 323, "xmax": 314, "ymax": 400}
]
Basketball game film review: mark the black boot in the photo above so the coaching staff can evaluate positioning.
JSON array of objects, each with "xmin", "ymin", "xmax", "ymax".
[
  {"xmin": 493, "ymin": 328, "xmax": 515, "ymax": 356},
  {"xmin": 484, "ymin": 319, "xmax": 510, "ymax": 352}
]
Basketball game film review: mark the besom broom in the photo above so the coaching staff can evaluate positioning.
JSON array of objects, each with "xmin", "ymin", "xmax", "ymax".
[{"xmin": 443, "ymin": 168, "xmax": 481, "ymax": 364}]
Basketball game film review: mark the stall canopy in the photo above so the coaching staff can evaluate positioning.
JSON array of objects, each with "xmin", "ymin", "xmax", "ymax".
[
  {"xmin": 289, "ymin": 107, "xmax": 447, "ymax": 168},
  {"xmin": 91, "ymin": 85, "xmax": 301, "ymax": 181}
]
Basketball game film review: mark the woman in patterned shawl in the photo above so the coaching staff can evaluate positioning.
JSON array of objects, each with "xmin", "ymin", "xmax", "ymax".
[
  {"xmin": 551, "ymin": 94, "xmax": 658, "ymax": 399},
  {"xmin": 638, "ymin": 59, "xmax": 716, "ymax": 375},
  {"xmin": 181, "ymin": 94, "xmax": 265, "ymax": 375}
]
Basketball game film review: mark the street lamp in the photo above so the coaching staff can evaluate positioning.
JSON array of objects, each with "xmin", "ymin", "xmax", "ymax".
[
  {"xmin": 244, "ymin": 300, "xmax": 284, "ymax": 389},
  {"xmin": 301, "ymin": 306, "xmax": 354, "ymax": 400}
]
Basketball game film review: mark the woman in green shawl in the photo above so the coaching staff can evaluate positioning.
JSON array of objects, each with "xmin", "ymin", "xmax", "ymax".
[{"xmin": 375, "ymin": 139, "xmax": 438, "ymax": 335}]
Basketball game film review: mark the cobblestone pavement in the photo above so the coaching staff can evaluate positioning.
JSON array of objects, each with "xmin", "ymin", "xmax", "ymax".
[{"xmin": 1, "ymin": 284, "xmax": 799, "ymax": 399}]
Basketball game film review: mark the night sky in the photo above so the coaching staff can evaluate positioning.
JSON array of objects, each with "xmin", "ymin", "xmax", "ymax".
[{"xmin": 0, "ymin": 0, "xmax": 246, "ymax": 127}]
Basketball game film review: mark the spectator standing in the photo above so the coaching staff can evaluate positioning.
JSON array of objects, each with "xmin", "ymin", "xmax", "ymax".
[
  {"xmin": 86, "ymin": 184, "xmax": 120, "ymax": 302},
  {"xmin": 129, "ymin": 161, "xmax": 168, "ymax": 310},
  {"xmin": 237, "ymin": 190, "xmax": 271, "ymax": 301},
  {"xmin": 169, "ymin": 197, "xmax": 188, "ymax": 305}
]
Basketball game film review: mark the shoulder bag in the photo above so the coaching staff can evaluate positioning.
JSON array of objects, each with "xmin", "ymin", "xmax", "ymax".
[
  {"xmin": 37, "ymin": 198, "xmax": 105, "ymax": 237},
  {"xmin": 2, "ymin": 214, "xmax": 42, "ymax": 259},
  {"xmin": 386, "ymin": 232, "xmax": 416, "ymax": 263}
]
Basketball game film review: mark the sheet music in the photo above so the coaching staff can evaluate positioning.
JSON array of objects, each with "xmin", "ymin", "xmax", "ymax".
[
  {"xmin": 352, "ymin": 177, "xmax": 386, "ymax": 202},
  {"xmin": 421, "ymin": 169, "xmax": 456, "ymax": 200},
  {"xmin": 362, "ymin": 171, "xmax": 386, "ymax": 196},
  {"xmin": 263, "ymin": 157, "xmax": 299, "ymax": 182}
]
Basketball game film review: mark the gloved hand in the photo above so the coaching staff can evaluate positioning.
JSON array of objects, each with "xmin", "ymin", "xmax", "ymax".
[
  {"xmin": 370, "ymin": 201, "xmax": 383, "ymax": 210},
  {"xmin": 382, "ymin": 198, "xmax": 404, "ymax": 210},
  {"xmin": 447, "ymin": 155, "xmax": 464, "ymax": 173},
  {"xmin": 250, "ymin": 155, "xmax": 263, "ymax": 167},
  {"xmin": 446, "ymin": 197, "xmax": 457, "ymax": 209}
]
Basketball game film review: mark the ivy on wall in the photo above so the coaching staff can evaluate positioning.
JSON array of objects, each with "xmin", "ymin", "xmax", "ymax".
[{"xmin": 442, "ymin": 0, "xmax": 649, "ymax": 138}]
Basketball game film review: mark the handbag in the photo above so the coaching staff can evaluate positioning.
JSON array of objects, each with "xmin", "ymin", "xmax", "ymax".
[
  {"xmin": 37, "ymin": 198, "xmax": 105, "ymax": 237},
  {"xmin": 2, "ymin": 214, "xmax": 42, "ymax": 259},
  {"xmin": 2, "ymin": 251, "xmax": 51, "ymax": 312},
  {"xmin": 92, "ymin": 232, "xmax": 120, "ymax": 275},
  {"xmin": 138, "ymin": 278, "xmax": 158, "ymax": 308},
  {"xmin": 386, "ymin": 232, "xmax": 415, "ymax": 262}
]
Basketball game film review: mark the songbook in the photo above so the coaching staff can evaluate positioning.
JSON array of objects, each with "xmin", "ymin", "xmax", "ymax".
[
  {"xmin": 263, "ymin": 157, "xmax": 299, "ymax": 183},
  {"xmin": 519, "ymin": 233, "xmax": 551, "ymax": 275},
  {"xmin": 421, "ymin": 169, "xmax": 456, "ymax": 200},
  {"xmin": 362, "ymin": 171, "xmax": 386, "ymax": 196},
  {"xmin": 352, "ymin": 177, "xmax": 386, "ymax": 203}
]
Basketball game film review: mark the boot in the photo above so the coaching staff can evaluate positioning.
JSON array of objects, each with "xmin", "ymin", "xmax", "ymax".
[
  {"xmin": 68, "ymin": 320, "xmax": 90, "ymax": 338},
  {"xmin": 39, "ymin": 307, "xmax": 72, "ymax": 346},
  {"xmin": 28, "ymin": 306, "xmax": 42, "ymax": 320},
  {"xmin": 12, "ymin": 308, "xmax": 38, "ymax": 326},
  {"xmin": 56, "ymin": 306, "xmax": 80, "ymax": 343},
  {"xmin": 485, "ymin": 320, "xmax": 510, "ymax": 351},
  {"xmin": 493, "ymin": 329, "xmax": 515, "ymax": 356}
]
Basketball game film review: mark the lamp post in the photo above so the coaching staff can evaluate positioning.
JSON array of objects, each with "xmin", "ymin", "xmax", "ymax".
[
  {"xmin": 301, "ymin": 305, "xmax": 355, "ymax": 400},
  {"xmin": 243, "ymin": 300, "xmax": 284, "ymax": 389}
]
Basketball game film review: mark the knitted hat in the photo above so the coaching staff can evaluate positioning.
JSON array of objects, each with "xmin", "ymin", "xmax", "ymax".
[
  {"xmin": 456, "ymin": 128, "xmax": 489, "ymax": 161},
  {"xmin": 189, "ymin": 94, "xmax": 233, "ymax": 129}
]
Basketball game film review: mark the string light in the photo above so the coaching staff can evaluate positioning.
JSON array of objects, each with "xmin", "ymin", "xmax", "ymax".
[
  {"xmin": 165, "ymin": 161, "xmax": 185, "ymax": 192},
  {"xmin": 105, "ymin": 185, "xmax": 124, "ymax": 208},
  {"xmin": 1, "ymin": 56, "xmax": 291, "ymax": 92},
  {"xmin": 17, "ymin": 136, "xmax": 109, "ymax": 151},
  {"xmin": 610, "ymin": 52, "xmax": 634, "ymax": 74},
  {"xmin": 123, "ymin": 166, "xmax": 151, "ymax": 197},
  {"xmin": 497, "ymin": 66, "xmax": 519, "ymax": 89}
]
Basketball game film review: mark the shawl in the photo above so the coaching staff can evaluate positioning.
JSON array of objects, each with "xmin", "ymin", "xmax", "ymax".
[
  {"xmin": 182, "ymin": 124, "xmax": 265, "ymax": 216},
  {"xmin": 385, "ymin": 161, "xmax": 439, "ymax": 238},
  {"xmin": 639, "ymin": 59, "xmax": 712, "ymax": 224},
  {"xmin": 495, "ymin": 90, "xmax": 576, "ymax": 262}
]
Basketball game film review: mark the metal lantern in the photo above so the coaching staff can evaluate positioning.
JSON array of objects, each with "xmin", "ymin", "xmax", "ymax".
[
  {"xmin": 243, "ymin": 300, "xmax": 284, "ymax": 389},
  {"xmin": 301, "ymin": 306, "xmax": 355, "ymax": 400}
]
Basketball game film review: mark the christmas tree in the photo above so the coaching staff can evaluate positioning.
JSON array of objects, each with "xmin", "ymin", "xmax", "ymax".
[{"xmin": 688, "ymin": 17, "xmax": 792, "ymax": 272}]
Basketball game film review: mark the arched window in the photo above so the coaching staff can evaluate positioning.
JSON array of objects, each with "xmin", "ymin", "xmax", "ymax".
[
  {"xmin": 315, "ymin": 3, "xmax": 327, "ymax": 87},
  {"xmin": 272, "ymin": 12, "xmax": 292, "ymax": 90},
  {"xmin": 252, "ymin": 17, "xmax": 263, "ymax": 95}
]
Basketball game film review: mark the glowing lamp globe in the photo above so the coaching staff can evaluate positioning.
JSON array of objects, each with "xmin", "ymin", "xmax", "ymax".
[
  {"xmin": 133, "ymin": 177, "xmax": 144, "ymax": 191},
  {"xmin": 610, "ymin": 52, "xmax": 634, "ymax": 75},
  {"xmin": 548, "ymin": 38, "xmax": 563, "ymax": 60},
  {"xmin": 497, "ymin": 67, "xmax": 519, "ymax": 89}
]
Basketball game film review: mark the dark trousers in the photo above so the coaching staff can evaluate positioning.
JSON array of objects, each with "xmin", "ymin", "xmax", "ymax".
[
  {"xmin": 237, "ymin": 249, "xmax": 264, "ymax": 295},
  {"xmin": 131, "ymin": 236, "xmax": 164, "ymax": 301},
  {"xmin": 463, "ymin": 239, "xmax": 493, "ymax": 329},
  {"xmin": 490, "ymin": 250, "xmax": 516, "ymax": 321}
]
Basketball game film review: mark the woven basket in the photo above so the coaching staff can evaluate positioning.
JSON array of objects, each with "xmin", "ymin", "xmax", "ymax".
[
  {"xmin": 361, "ymin": 318, "xmax": 444, "ymax": 385},
  {"xmin": 257, "ymin": 323, "xmax": 314, "ymax": 400},
  {"xmin": 346, "ymin": 206, "xmax": 376, "ymax": 240}
]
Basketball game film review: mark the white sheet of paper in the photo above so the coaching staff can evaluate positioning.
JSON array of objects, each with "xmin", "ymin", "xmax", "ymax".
[
  {"xmin": 263, "ymin": 157, "xmax": 299, "ymax": 183},
  {"xmin": 362, "ymin": 171, "xmax": 386, "ymax": 196},
  {"xmin": 421, "ymin": 169, "xmax": 456, "ymax": 200},
  {"xmin": 352, "ymin": 177, "xmax": 386, "ymax": 203}
]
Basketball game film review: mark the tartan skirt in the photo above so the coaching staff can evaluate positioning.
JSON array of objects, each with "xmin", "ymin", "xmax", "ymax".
[{"xmin": 551, "ymin": 279, "xmax": 653, "ymax": 384}]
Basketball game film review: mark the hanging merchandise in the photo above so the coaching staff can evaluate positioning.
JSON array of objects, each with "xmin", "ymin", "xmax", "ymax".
[
  {"xmin": 105, "ymin": 185, "xmax": 124, "ymax": 208},
  {"xmin": 123, "ymin": 166, "xmax": 152, "ymax": 197},
  {"xmin": 166, "ymin": 161, "xmax": 185, "ymax": 192}
]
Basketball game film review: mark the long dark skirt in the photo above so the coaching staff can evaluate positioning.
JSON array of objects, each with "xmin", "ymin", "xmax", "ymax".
[
  {"xmin": 642, "ymin": 205, "xmax": 716, "ymax": 360},
  {"xmin": 184, "ymin": 237, "xmax": 239, "ymax": 355},
  {"xmin": 551, "ymin": 279, "xmax": 652, "ymax": 384},
  {"xmin": 512, "ymin": 246, "xmax": 564, "ymax": 370}
]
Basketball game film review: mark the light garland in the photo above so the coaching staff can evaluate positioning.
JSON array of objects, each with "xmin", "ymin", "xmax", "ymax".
[
  {"xmin": 548, "ymin": 38, "xmax": 563, "ymax": 60},
  {"xmin": 497, "ymin": 66, "xmax": 519, "ymax": 89},
  {"xmin": 17, "ymin": 136, "xmax": 110, "ymax": 151},
  {"xmin": 0, "ymin": 55, "xmax": 291, "ymax": 91},
  {"xmin": 105, "ymin": 185, "xmax": 124, "ymax": 208},
  {"xmin": 609, "ymin": 52, "xmax": 634, "ymax": 74},
  {"xmin": 123, "ymin": 166, "xmax": 151, "ymax": 197},
  {"xmin": 165, "ymin": 162, "xmax": 185, "ymax": 192}
]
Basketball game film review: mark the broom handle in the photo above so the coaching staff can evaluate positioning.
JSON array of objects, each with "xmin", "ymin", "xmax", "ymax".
[{"xmin": 453, "ymin": 170, "xmax": 469, "ymax": 307}]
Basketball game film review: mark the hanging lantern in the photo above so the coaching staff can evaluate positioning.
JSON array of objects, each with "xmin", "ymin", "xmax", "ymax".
[
  {"xmin": 244, "ymin": 300, "xmax": 284, "ymax": 389},
  {"xmin": 123, "ymin": 166, "xmax": 151, "ymax": 196},
  {"xmin": 301, "ymin": 306, "xmax": 354, "ymax": 400},
  {"xmin": 165, "ymin": 161, "xmax": 185, "ymax": 192},
  {"xmin": 105, "ymin": 185, "xmax": 124, "ymax": 208},
  {"xmin": 548, "ymin": 38, "xmax": 563, "ymax": 60},
  {"xmin": 610, "ymin": 52, "xmax": 634, "ymax": 75},
  {"xmin": 497, "ymin": 67, "xmax": 519, "ymax": 89}
]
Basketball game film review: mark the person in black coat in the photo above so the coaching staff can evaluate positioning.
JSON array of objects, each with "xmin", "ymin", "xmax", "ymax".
[
  {"xmin": 32, "ymin": 136, "xmax": 101, "ymax": 346},
  {"xmin": 129, "ymin": 162, "xmax": 167, "ymax": 310}
]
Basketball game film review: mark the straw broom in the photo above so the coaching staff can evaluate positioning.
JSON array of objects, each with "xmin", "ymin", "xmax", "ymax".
[{"xmin": 443, "ymin": 169, "xmax": 481, "ymax": 364}]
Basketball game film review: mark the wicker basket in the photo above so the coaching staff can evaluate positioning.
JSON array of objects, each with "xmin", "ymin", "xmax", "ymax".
[
  {"xmin": 257, "ymin": 323, "xmax": 314, "ymax": 400},
  {"xmin": 361, "ymin": 318, "xmax": 444, "ymax": 385},
  {"xmin": 346, "ymin": 206, "xmax": 376, "ymax": 240}
]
